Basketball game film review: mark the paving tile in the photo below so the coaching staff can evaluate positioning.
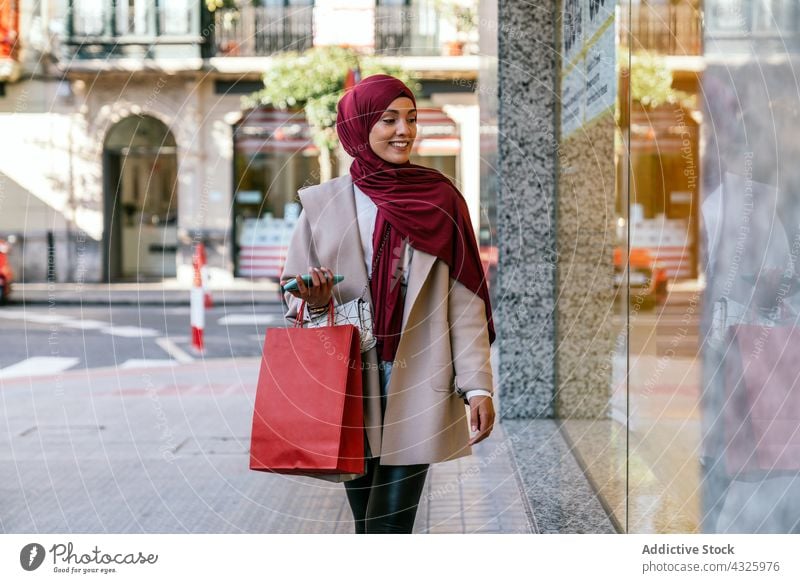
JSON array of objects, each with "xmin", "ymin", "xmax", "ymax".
[{"xmin": 0, "ymin": 361, "xmax": 546, "ymax": 534}]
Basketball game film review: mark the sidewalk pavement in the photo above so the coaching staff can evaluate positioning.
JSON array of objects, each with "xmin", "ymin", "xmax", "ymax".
[
  {"xmin": 11, "ymin": 280, "xmax": 282, "ymax": 306},
  {"xmin": 0, "ymin": 358, "xmax": 535, "ymax": 534},
  {"xmin": 1, "ymin": 356, "xmax": 618, "ymax": 533}
]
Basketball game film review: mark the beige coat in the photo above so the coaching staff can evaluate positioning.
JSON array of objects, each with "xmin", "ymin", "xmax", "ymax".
[{"xmin": 280, "ymin": 174, "xmax": 494, "ymax": 465}]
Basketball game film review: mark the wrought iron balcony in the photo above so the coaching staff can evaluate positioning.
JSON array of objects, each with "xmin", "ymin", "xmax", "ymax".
[
  {"xmin": 620, "ymin": 1, "xmax": 702, "ymax": 56},
  {"xmin": 65, "ymin": 0, "xmax": 202, "ymax": 59},
  {"xmin": 209, "ymin": 1, "xmax": 443, "ymax": 58},
  {"xmin": 374, "ymin": 0, "xmax": 440, "ymax": 56},
  {"xmin": 704, "ymin": 0, "xmax": 800, "ymax": 51},
  {"xmin": 211, "ymin": 3, "xmax": 314, "ymax": 57}
]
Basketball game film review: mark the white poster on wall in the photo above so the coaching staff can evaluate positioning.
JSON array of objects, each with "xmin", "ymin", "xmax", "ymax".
[
  {"xmin": 585, "ymin": 0, "xmax": 614, "ymax": 42},
  {"xmin": 561, "ymin": 64, "xmax": 586, "ymax": 138},
  {"xmin": 562, "ymin": 0, "xmax": 584, "ymax": 67},
  {"xmin": 584, "ymin": 22, "xmax": 616, "ymax": 122},
  {"xmin": 559, "ymin": 0, "xmax": 615, "ymax": 140}
]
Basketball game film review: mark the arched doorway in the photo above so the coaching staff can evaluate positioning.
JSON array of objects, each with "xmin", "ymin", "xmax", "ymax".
[{"xmin": 102, "ymin": 115, "xmax": 178, "ymax": 282}]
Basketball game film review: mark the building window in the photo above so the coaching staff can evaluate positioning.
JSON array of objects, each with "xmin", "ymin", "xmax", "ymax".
[
  {"xmin": 69, "ymin": 0, "xmax": 196, "ymax": 38},
  {"xmin": 232, "ymin": 108, "xmax": 325, "ymax": 278}
]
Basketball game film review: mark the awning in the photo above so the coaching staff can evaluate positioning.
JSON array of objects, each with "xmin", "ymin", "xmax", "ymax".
[
  {"xmin": 233, "ymin": 108, "xmax": 318, "ymax": 155},
  {"xmin": 233, "ymin": 106, "xmax": 460, "ymax": 156},
  {"xmin": 413, "ymin": 108, "xmax": 460, "ymax": 156}
]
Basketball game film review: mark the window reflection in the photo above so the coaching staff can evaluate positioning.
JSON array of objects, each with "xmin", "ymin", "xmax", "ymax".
[
  {"xmin": 700, "ymin": 8, "xmax": 800, "ymax": 529},
  {"xmin": 621, "ymin": 0, "xmax": 800, "ymax": 533}
]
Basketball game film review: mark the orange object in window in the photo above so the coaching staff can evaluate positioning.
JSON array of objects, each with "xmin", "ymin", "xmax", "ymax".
[{"xmin": 0, "ymin": 0, "xmax": 19, "ymax": 60}]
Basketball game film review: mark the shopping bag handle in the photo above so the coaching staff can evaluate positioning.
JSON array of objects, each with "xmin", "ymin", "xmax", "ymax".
[{"xmin": 296, "ymin": 297, "xmax": 335, "ymax": 328}]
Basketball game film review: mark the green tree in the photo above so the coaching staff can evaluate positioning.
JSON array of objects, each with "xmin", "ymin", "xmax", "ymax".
[
  {"xmin": 244, "ymin": 46, "xmax": 418, "ymax": 183},
  {"xmin": 628, "ymin": 52, "xmax": 690, "ymax": 109}
]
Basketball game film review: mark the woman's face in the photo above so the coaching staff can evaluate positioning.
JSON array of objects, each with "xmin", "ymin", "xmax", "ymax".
[{"xmin": 368, "ymin": 96, "xmax": 417, "ymax": 164}]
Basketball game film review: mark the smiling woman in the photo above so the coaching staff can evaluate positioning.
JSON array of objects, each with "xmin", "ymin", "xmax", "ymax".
[
  {"xmin": 368, "ymin": 98, "xmax": 418, "ymax": 164},
  {"xmin": 272, "ymin": 73, "xmax": 496, "ymax": 534}
]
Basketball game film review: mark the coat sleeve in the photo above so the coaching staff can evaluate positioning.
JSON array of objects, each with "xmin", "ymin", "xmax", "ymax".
[
  {"xmin": 448, "ymin": 277, "xmax": 494, "ymax": 404},
  {"xmin": 280, "ymin": 208, "xmax": 320, "ymax": 326}
]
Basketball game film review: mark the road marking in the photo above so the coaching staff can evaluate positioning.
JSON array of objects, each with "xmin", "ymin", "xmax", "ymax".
[
  {"xmin": 0, "ymin": 311, "xmax": 71, "ymax": 324},
  {"xmin": 0, "ymin": 311, "xmax": 163, "ymax": 337},
  {"xmin": 0, "ymin": 357, "xmax": 80, "ymax": 379},
  {"xmin": 62, "ymin": 319, "xmax": 108, "ymax": 330},
  {"xmin": 154, "ymin": 337, "xmax": 194, "ymax": 363},
  {"xmin": 100, "ymin": 326, "xmax": 161, "ymax": 338},
  {"xmin": 218, "ymin": 314, "xmax": 276, "ymax": 325},
  {"xmin": 0, "ymin": 311, "xmax": 24, "ymax": 319},
  {"xmin": 119, "ymin": 359, "xmax": 178, "ymax": 369}
]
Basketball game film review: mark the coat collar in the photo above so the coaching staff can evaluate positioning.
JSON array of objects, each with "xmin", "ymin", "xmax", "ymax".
[{"xmin": 302, "ymin": 174, "xmax": 437, "ymax": 329}]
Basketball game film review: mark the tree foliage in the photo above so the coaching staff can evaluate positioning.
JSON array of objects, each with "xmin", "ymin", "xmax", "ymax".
[
  {"xmin": 629, "ymin": 52, "xmax": 691, "ymax": 109},
  {"xmin": 244, "ymin": 46, "xmax": 419, "ymax": 151}
]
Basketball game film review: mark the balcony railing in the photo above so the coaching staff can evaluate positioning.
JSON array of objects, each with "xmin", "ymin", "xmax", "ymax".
[
  {"xmin": 375, "ymin": 0, "xmax": 440, "ymax": 56},
  {"xmin": 65, "ymin": 0, "xmax": 201, "ymax": 59},
  {"xmin": 705, "ymin": 0, "xmax": 800, "ymax": 48},
  {"xmin": 620, "ymin": 1, "xmax": 702, "ymax": 56},
  {"xmin": 212, "ymin": 4, "xmax": 314, "ymax": 57},
  {"xmin": 210, "ymin": 1, "xmax": 444, "ymax": 58}
]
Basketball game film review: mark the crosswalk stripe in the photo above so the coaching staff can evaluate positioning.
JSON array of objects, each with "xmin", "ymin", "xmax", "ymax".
[
  {"xmin": 119, "ymin": 359, "xmax": 178, "ymax": 369},
  {"xmin": 61, "ymin": 319, "xmax": 108, "ymax": 330},
  {"xmin": 154, "ymin": 337, "xmax": 194, "ymax": 363},
  {"xmin": 0, "ymin": 357, "xmax": 80, "ymax": 379},
  {"xmin": 0, "ymin": 311, "xmax": 71, "ymax": 324},
  {"xmin": 0, "ymin": 311, "xmax": 162, "ymax": 337},
  {"xmin": 218, "ymin": 314, "xmax": 276, "ymax": 325},
  {"xmin": 99, "ymin": 326, "xmax": 161, "ymax": 338}
]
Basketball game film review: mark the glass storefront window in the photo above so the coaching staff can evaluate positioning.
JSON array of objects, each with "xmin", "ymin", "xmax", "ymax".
[{"xmin": 559, "ymin": 0, "xmax": 800, "ymax": 533}]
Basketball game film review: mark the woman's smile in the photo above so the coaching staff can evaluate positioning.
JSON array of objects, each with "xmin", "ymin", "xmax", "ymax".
[{"xmin": 368, "ymin": 96, "xmax": 417, "ymax": 164}]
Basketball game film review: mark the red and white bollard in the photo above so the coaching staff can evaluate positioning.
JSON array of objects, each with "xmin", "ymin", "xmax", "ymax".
[
  {"xmin": 196, "ymin": 242, "xmax": 213, "ymax": 308},
  {"xmin": 191, "ymin": 245, "xmax": 205, "ymax": 353}
]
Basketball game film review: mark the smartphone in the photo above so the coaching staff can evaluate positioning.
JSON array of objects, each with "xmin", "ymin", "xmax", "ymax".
[{"xmin": 281, "ymin": 273, "xmax": 344, "ymax": 292}]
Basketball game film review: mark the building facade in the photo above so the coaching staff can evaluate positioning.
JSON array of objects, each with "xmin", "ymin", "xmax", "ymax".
[
  {"xmin": 0, "ymin": 0, "xmax": 483, "ymax": 284},
  {"xmin": 4, "ymin": 0, "xmax": 799, "ymax": 535}
]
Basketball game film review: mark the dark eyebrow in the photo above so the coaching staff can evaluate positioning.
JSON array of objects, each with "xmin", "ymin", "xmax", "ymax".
[{"xmin": 382, "ymin": 109, "xmax": 417, "ymax": 114}]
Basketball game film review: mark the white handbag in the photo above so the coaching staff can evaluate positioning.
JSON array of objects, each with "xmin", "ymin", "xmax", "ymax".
[
  {"xmin": 305, "ymin": 293, "xmax": 376, "ymax": 353},
  {"xmin": 301, "ymin": 225, "xmax": 391, "ymax": 354}
]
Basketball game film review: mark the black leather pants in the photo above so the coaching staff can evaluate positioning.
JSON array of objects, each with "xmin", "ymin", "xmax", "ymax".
[
  {"xmin": 344, "ymin": 360, "xmax": 429, "ymax": 533},
  {"xmin": 344, "ymin": 455, "xmax": 429, "ymax": 533}
]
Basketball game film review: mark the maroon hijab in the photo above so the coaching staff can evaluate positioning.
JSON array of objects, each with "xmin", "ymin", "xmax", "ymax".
[{"xmin": 335, "ymin": 74, "xmax": 495, "ymax": 361}]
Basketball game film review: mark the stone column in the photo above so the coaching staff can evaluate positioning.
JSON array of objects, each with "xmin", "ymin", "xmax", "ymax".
[{"xmin": 496, "ymin": 0, "xmax": 559, "ymax": 418}]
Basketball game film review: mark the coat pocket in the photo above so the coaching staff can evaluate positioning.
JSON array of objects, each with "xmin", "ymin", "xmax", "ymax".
[{"xmin": 428, "ymin": 360, "xmax": 455, "ymax": 393}]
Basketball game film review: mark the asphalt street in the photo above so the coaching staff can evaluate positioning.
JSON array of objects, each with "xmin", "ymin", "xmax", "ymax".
[{"xmin": 0, "ymin": 303, "xmax": 287, "ymax": 377}]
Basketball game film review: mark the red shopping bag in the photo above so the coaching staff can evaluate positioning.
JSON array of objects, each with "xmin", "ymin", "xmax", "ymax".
[
  {"xmin": 724, "ymin": 324, "xmax": 800, "ymax": 475},
  {"xmin": 250, "ymin": 301, "xmax": 364, "ymax": 476}
]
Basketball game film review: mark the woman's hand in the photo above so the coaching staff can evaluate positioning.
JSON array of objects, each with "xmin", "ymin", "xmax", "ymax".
[
  {"xmin": 280, "ymin": 266, "xmax": 335, "ymax": 308},
  {"xmin": 467, "ymin": 395, "xmax": 495, "ymax": 446}
]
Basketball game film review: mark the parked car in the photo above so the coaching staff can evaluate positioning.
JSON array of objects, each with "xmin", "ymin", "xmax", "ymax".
[
  {"xmin": 0, "ymin": 238, "xmax": 14, "ymax": 305},
  {"xmin": 613, "ymin": 246, "xmax": 668, "ymax": 309}
]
